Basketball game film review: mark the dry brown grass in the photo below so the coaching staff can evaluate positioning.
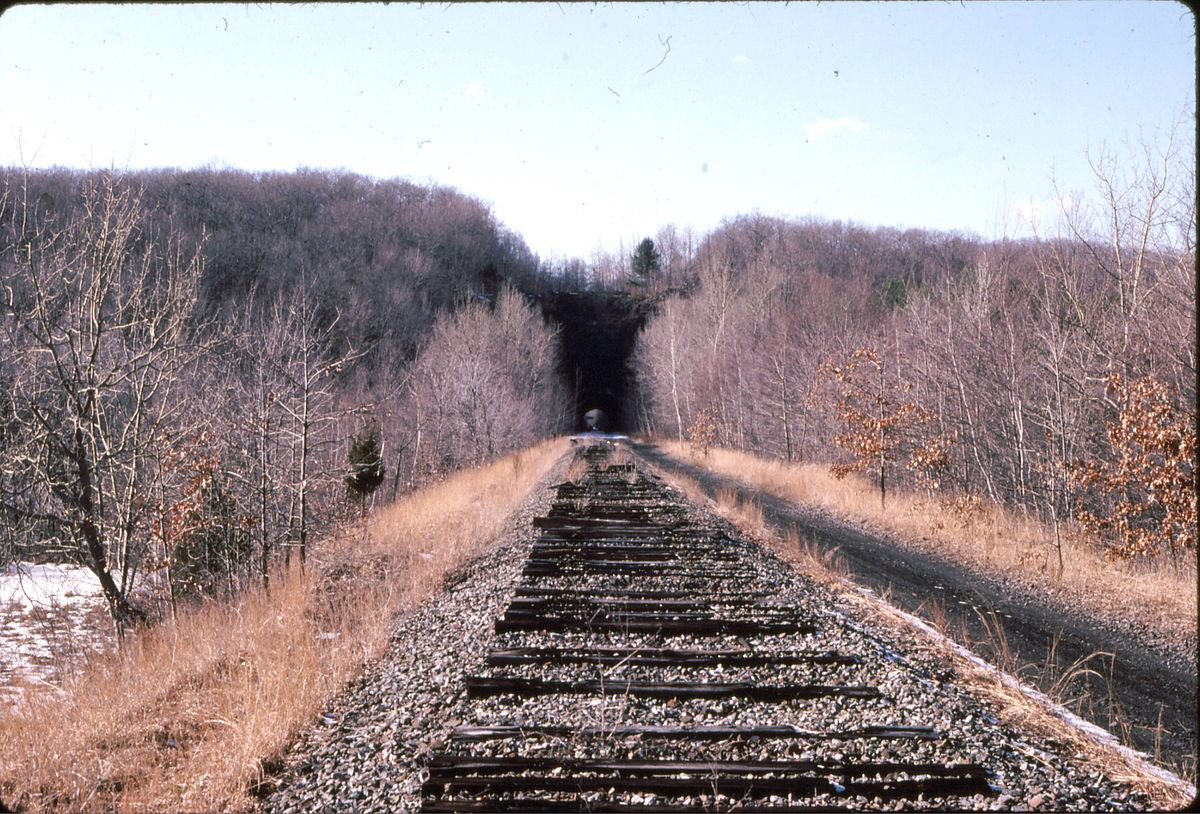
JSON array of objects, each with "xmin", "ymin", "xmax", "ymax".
[
  {"xmin": 657, "ymin": 441, "xmax": 1197, "ymax": 650},
  {"xmin": 647, "ymin": 451, "xmax": 1195, "ymax": 806},
  {"xmin": 840, "ymin": 584, "xmax": 1197, "ymax": 810},
  {"xmin": 0, "ymin": 438, "xmax": 567, "ymax": 813}
]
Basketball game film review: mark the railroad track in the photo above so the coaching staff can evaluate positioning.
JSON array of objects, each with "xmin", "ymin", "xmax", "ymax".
[{"xmin": 419, "ymin": 441, "xmax": 999, "ymax": 812}]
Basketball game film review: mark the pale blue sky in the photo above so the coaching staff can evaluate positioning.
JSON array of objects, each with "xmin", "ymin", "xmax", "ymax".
[{"xmin": 1, "ymin": 2, "xmax": 1193, "ymax": 259}]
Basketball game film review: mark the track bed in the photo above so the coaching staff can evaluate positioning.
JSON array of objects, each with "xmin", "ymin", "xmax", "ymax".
[
  {"xmin": 261, "ymin": 441, "xmax": 1163, "ymax": 812},
  {"xmin": 418, "ymin": 442, "xmax": 1149, "ymax": 812}
]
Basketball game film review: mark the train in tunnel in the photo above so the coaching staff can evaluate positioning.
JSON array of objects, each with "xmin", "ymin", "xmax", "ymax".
[{"xmin": 582, "ymin": 408, "xmax": 609, "ymax": 433}]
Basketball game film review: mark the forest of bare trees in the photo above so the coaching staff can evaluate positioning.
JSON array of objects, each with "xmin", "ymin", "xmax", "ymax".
[
  {"xmin": 0, "ymin": 168, "xmax": 569, "ymax": 631},
  {"xmin": 401, "ymin": 288, "xmax": 570, "ymax": 478},
  {"xmin": 634, "ymin": 132, "xmax": 1196, "ymax": 567},
  {"xmin": 0, "ymin": 125, "xmax": 1193, "ymax": 634}
]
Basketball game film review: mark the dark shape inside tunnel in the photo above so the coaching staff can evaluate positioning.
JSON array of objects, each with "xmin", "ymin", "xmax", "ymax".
[{"xmin": 540, "ymin": 290, "xmax": 651, "ymax": 432}]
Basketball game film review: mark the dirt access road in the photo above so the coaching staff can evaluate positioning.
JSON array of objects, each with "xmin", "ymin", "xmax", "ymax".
[{"xmin": 635, "ymin": 442, "xmax": 1197, "ymax": 780}]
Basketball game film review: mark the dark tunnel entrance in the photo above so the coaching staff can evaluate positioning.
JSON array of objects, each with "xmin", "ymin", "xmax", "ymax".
[{"xmin": 541, "ymin": 291, "xmax": 650, "ymax": 432}]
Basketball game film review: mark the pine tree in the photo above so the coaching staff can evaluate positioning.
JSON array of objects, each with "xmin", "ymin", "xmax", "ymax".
[
  {"xmin": 629, "ymin": 237, "xmax": 661, "ymax": 288},
  {"xmin": 346, "ymin": 421, "xmax": 386, "ymax": 509}
]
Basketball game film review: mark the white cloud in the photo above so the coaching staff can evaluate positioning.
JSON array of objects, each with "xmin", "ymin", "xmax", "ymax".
[
  {"xmin": 803, "ymin": 116, "xmax": 867, "ymax": 140},
  {"xmin": 464, "ymin": 82, "xmax": 486, "ymax": 99},
  {"xmin": 731, "ymin": 54, "xmax": 751, "ymax": 65},
  {"xmin": 1015, "ymin": 198, "xmax": 1047, "ymax": 226},
  {"xmin": 1016, "ymin": 195, "xmax": 1073, "ymax": 231}
]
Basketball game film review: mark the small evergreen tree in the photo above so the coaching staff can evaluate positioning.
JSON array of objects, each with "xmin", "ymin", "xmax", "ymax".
[
  {"xmin": 629, "ymin": 237, "xmax": 661, "ymax": 288},
  {"xmin": 346, "ymin": 421, "xmax": 386, "ymax": 509},
  {"xmin": 167, "ymin": 467, "xmax": 249, "ymax": 599},
  {"xmin": 876, "ymin": 277, "xmax": 908, "ymax": 310}
]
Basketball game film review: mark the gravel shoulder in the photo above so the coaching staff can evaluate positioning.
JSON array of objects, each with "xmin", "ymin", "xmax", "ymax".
[{"xmin": 634, "ymin": 441, "xmax": 1198, "ymax": 782}]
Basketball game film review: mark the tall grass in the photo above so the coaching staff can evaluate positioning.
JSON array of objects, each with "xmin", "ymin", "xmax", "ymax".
[
  {"xmin": 0, "ymin": 438, "xmax": 567, "ymax": 813},
  {"xmin": 658, "ymin": 441, "xmax": 1196, "ymax": 647},
  {"xmin": 648, "ymin": 451, "xmax": 1195, "ymax": 802}
]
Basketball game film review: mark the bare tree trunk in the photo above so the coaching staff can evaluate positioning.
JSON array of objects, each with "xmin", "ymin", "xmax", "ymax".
[
  {"xmin": 877, "ymin": 358, "xmax": 887, "ymax": 508},
  {"xmin": 298, "ymin": 354, "xmax": 310, "ymax": 570},
  {"xmin": 779, "ymin": 363, "xmax": 793, "ymax": 463},
  {"xmin": 666, "ymin": 303, "xmax": 685, "ymax": 444},
  {"xmin": 71, "ymin": 426, "xmax": 143, "ymax": 633},
  {"xmin": 259, "ymin": 403, "xmax": 272, "ymax": 592}
]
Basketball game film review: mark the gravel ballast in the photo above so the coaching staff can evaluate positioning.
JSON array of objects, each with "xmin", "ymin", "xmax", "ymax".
[
  {"xmin": 259, "ymin": 453, "xmax": 568, "ymax": 813},
  {"xmin": 260, "ymin": 441, "xmax": 1171, "ymax": 812}
]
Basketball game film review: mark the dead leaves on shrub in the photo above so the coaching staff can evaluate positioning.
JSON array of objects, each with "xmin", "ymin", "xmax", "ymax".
[{"xmin": 1072, "ymin": 374, "xmax": 1197, "ymax": 561}]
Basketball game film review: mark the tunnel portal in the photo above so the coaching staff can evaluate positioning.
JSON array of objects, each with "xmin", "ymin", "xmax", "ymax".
[{"xmin": 541, "ymin": 290, "xmax": 651, "ymax": 432}]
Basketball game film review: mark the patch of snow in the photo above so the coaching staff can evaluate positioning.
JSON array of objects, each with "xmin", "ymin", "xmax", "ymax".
[
  {"xmin": 0, "ymin": 562, "xmax": 103, "ymax": 611},
  {"xmin": 1, "ymin": 562, "xmax": 112, "ymax": 714}
]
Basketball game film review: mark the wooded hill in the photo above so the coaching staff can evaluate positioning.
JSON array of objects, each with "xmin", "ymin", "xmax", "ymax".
[
  {"xmin": 0, "ymin": 131, "xmax": 1194, "ymax": 635},
  {"xmin": 1, "ymin": 167, "xmax": 542, "ymax": 364},
  {"xmin": 0, "ymin": 167, "xmax": 567, "ymax": 628},
  {"xmin": 633, "ymin": 133, "xmax": 1195, "ymax": 568}
]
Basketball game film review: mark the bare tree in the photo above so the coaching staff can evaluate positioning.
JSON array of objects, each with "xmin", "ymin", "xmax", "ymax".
[
  {"xmin": 0, "ymin": 174, "xmax": 206, "ymax": 632},
  {"xmin": 266, "ymin": 284, "xmax": 356, "ymax": 568},
  {"xmin": 403, "ymin": 286, "xmax": 568, "ymax": 478}
]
